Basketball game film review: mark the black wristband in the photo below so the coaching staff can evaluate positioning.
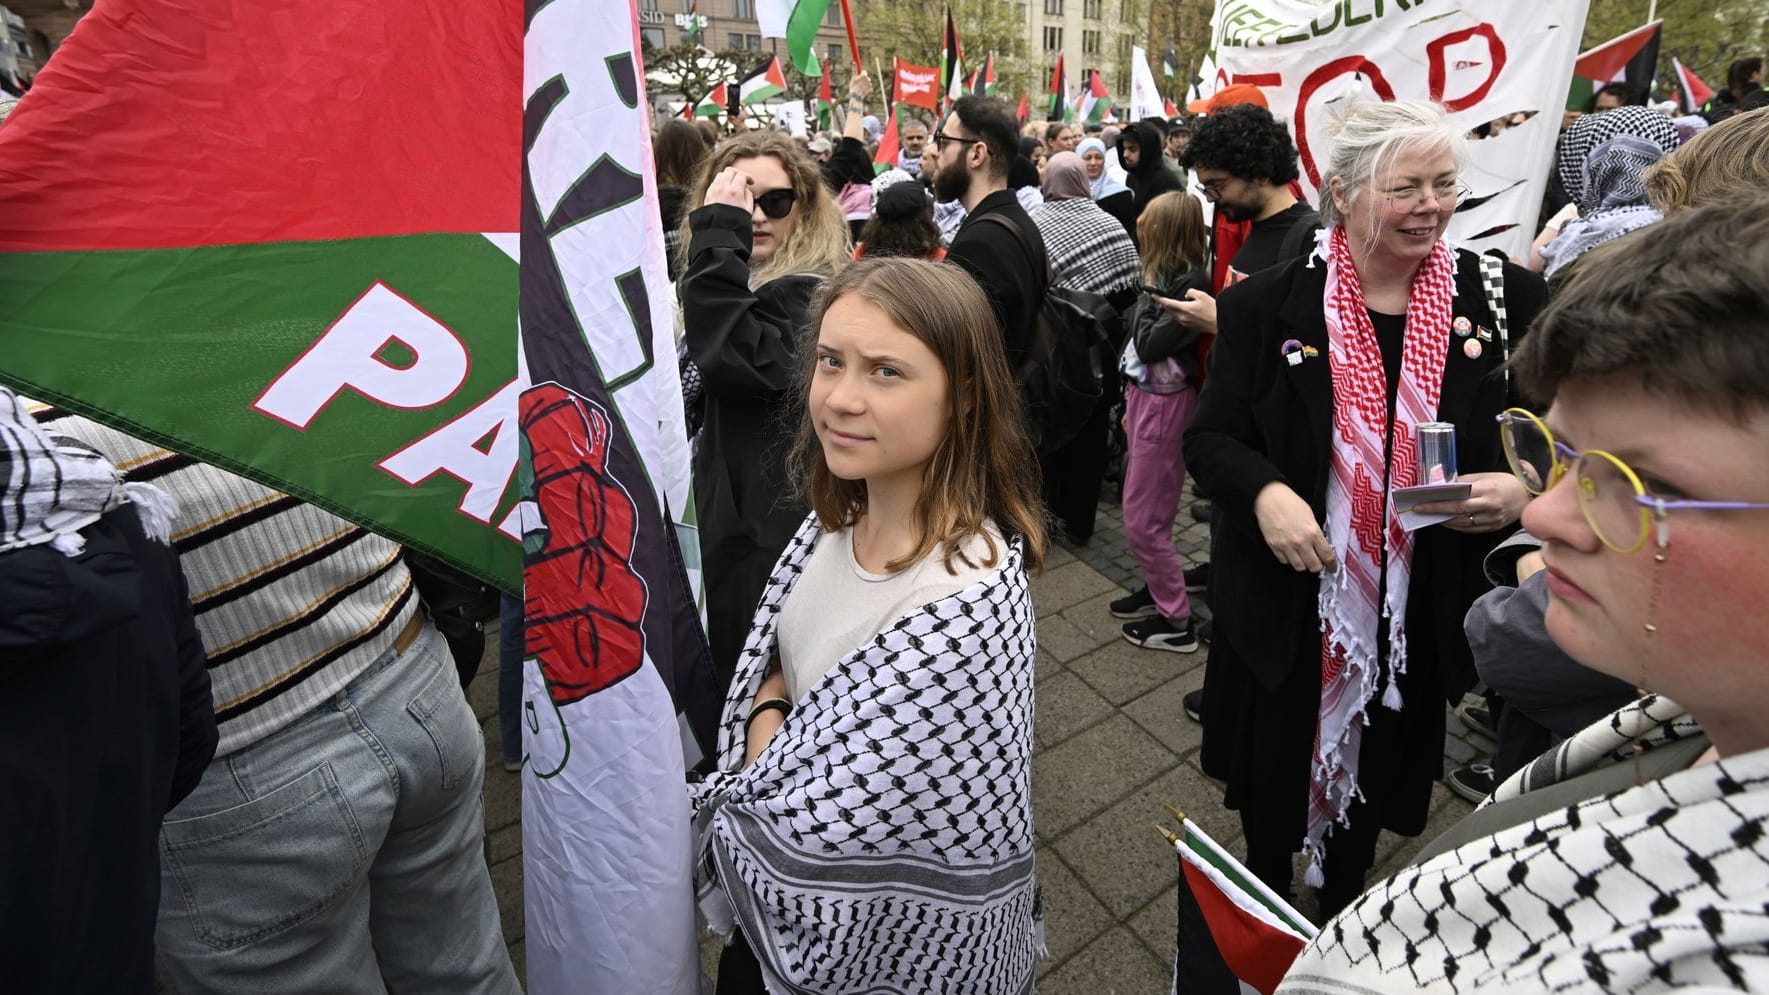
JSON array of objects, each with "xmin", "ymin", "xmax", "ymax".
[{"xmin": 746, "ymin": 697, "xmax": 792, "ymax": 732}]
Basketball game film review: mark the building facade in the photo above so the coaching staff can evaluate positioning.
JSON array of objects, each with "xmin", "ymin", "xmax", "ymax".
[{"xmin": 639, "ymin": 0, "xmax": 852, "ymax": 71}]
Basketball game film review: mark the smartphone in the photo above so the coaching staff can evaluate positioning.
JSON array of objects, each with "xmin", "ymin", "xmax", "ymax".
[{"xmin": 1139, "ymin": 283, "xmax": 1167, "ymax": 297}]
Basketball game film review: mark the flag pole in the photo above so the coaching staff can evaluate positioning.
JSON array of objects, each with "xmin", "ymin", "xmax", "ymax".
[
  {"xmin": 839, "ymin": 0, "xmax": 862, "ymax": 68},
  {"xmin": 1165, "ymin": 805, "xmax": 1317, "ymax": 936}
]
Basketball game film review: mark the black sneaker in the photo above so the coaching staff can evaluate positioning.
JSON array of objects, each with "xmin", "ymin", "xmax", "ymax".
[
  {"xmin": 1110, "ymin": 586, "xmax": 1159, "ymax": 619},
  {"xmin": 1123, "ymin": 616, "xmax": 1200, "ymax": 653},
  {"xmin": 1183, "ymin": 689, "xmax": 1203, "ymax": 723},
  {"xmin": 1455, "ymin": 702, "xmax": 1497, "ymax": 740},
  {"xmin": 1446, "ymin": 763, "xmax": 1496, "ymax": 803},
  {"xmin": 1190, "ymin": 501, "xmax": 1215, "ymax": 525},
  {"xmin": 1184, "ymin": 562, "xmax": 1210, "ymax": 593}
]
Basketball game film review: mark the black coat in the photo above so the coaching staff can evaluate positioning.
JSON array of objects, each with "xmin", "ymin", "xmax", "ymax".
[
  {"xmin": 681, "ymin": 203, "xmax": 818, "ymax": 682},
  {"xmin": 946, "ymin": 188, "xmax": 1048, "ymax": 366},
  {"xmin": 1183, "ymin": 249, "xmax": 1547, "ymax": 840},
  {"xmin": 0, "ymin": 507, "xmax": 216, "ymax": 994},
  {"xmin": 1186, "ymin": 248, "xmax": 1548, "ymax": 698}
]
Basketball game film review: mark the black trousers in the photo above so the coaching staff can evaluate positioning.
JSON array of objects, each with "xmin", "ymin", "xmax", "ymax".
[{"xmin": 1041, "ymin": 395, "xmax": 1113, "ymax": 542}]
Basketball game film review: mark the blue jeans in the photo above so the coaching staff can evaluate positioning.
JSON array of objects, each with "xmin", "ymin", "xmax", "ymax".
[
  {"xmin": 153, "ymin": 623, "xmax": 520, "ymax": 994},
  {"xmin": 498, "ymin": 593, "xmax": 524, "ymax": 766}
]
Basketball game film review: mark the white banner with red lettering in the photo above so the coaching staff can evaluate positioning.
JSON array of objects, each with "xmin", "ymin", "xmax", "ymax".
[{"xmin": 1201, "ymin": 0, "xmax": 1590, "ymax": 260}]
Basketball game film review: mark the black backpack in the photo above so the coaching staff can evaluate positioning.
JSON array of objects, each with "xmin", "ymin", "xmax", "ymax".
[{"xmin": 973, "ymin": 213, "xmax": 1117, "ymax": 453}]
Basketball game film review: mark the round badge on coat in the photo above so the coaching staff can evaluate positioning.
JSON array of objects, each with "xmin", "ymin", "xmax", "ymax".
[
  {"xmin": 1464, "ymin": 338, "xmax": 1484, "ymax": 359},
  {"xmin": 1452, "ymin": 316, "xmax": 1474, "ymax": 338}
]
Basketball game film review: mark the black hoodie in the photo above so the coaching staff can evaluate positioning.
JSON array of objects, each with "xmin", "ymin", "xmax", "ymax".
[
  {"xmin": 0, "ymin": 508, "xmax": 216, "ymax": 993},
  {"xmin": 1117, "ymin": 120, "xmax": 1184, "ymax": 216}
]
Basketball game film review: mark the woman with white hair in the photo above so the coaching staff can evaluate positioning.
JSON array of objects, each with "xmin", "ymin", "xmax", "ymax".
[{"xmin": 1183, "ymin": 100, "xmax": 1548, "ymax": 915}]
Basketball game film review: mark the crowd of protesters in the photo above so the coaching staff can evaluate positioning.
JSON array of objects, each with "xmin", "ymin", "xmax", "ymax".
[{"xmin": 6, "ymin": 39, "xmax": 1769, "ymax": 994}]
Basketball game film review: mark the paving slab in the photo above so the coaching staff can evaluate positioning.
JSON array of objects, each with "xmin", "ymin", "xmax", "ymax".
[
  {"xmin": 1035, "ymin": 669, "xmax": 1117, "ymax": 750},
  {"xmin": 1034, "ymin": 847, "xmax": 1116, "ymax": 971},
  {"xmin": 1037, "ymin": 925, "xmax": 1172, "ymax": 995},
  {"xmin": 1067, "ymin": 638, "xmax": 1206, "ymax": 708},
  {"xmin": 1032, "ymin": 714, "xmax": 1177, "ymax": 839},
  {"xmin": 1032, "ymin": 560, "xmax": 1124, "ymax": 618},
  {"xmin": 1121, "ymin": 673, "xmax": 1207, "ymax": 759}
]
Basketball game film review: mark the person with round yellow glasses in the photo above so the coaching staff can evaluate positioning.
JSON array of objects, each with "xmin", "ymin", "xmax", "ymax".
[{"xmin": 1280, "ymin": 196, "xmax": 1769, "ymax": 992}]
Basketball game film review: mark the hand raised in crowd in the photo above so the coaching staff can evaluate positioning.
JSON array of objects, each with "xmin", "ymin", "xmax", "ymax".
[
  {"xmin": 1413, "ymin": 471, "xmax": 1530, "ymax": 534},
  {"xmin": 847, "ymin": 70, "xmax": 874, "ymax": 102},
  {"xmin": 1254, "ymin": 481, "xmax": 1338, "ymax": 573},
  {"xmin": 705, "ymin": 166, "xmax": 756, "ymax": 215},
  {"xmin": 1154, "ymin": 289, "xmax": 1218, "ymax": 335}
]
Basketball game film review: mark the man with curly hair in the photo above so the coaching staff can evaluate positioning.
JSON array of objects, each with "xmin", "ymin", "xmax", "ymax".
[{"xmin": 1181, "ymin": 103, "xmax": 1319, "ymax": 296}]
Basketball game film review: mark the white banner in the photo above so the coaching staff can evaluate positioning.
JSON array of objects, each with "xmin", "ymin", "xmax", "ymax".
[{"xmin": 1202, "ymin": 0, "xmax": 1590, "ymax": 260}]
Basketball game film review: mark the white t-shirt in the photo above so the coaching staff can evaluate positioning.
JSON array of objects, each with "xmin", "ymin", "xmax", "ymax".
[{"xmin": 777, "ymin": 523, "xmax": 1005, "ymax": 702}]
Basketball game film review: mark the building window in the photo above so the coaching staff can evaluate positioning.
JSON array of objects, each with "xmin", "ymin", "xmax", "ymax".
[
  {"xmin": 639, "ymin": 0, "xmax": 659, "ymax": 10},
  {"xmin": 729, "ymin": 32, "xmax": 745, "ymax": 50},
  {"xmin": 641, "ymin": 27, "xmax": 665, "ymax": 49},
  {"xmin": 1122, "ymin": 0, "xmax": 1137, "ymax": 23},
  {"xmin": 1044, "ymin": 0, "xmax": 1063, "ymax": 14},
  {"xmin": 825, "ymin": 3, "xmax": 840, "ymax": 26},
  {"xmin": 1083, "ymin": 29, "xmax": 1100, "ymax": 56},
  {"xmin": 1083, "ymin": 0, "xmax": 1102, "ymax": 18},
  {"xmin": 828, "ymin": 43, "xmax": 842, "ymax": 65},
  {"xmin": 734, "ymin": 0, "xmax": 753, "ymax": 18},
  {"xmin": 747, "ymin": 34, "xmax": 763, "ymax": 51},
  {"xmin": 1043, "ymin": 26, "xmax": 1063, "ymax": 51}
]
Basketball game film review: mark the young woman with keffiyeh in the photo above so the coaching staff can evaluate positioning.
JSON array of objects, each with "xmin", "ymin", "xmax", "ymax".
[
  {"xmin": 1183, "ymin": 100, "xmax": 1548, "ymax": 916},
  {"xmin": 1279, "ymin": 195, "xmax": 1769, "ymax": 995},
  {"xmin": 691, "ymin": 258, "xmax": 1048, "ymax": 994}
]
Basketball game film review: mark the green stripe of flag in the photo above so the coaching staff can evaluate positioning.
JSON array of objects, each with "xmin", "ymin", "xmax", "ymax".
[{"xmin": 0, "ymin": 234, "xmax": 523, "ymax": 590}]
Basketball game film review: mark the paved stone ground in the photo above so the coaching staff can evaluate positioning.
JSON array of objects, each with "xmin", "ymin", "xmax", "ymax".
[{"xmin": 466, "ymin": 479, "xmax": 1495, "ymax": 992}]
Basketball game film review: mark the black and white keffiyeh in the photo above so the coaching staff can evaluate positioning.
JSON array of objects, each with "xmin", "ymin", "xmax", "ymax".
[
  {"xmin": 692, "ymin": 515, "xmax": 1041, "ymax": 994},
  {"xmin": 0, "ymin": 387, "xmax": 176, "ymax": 555},
  {"xmin": 1279, "ymin": 695, "xmax": 1769, "ymax": 993}
]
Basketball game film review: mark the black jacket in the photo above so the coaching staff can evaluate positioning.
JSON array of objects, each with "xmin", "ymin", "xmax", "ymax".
[
  {"xmin": 946, "ymin": 188, "xmax": 1048, "ymax": 366},
  {"xmin": 1183, "ymin": 249, "xmax": 1548, "ymax": 699},
  {"xmin": 0, "ymin": 507, "xmax": 216, "ymax": 994},
  {"xmin": 680, "ymin": 203, "xmax": 818, "ymax": 681},
  {"xmin": 1119, "ymin": 120, "xmax": 1184, "ymax": 217}
]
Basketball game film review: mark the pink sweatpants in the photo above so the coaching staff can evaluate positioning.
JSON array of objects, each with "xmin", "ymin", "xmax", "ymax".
[{"xmin": 1122, "ymin": 383, "xmax": 1198, "ymax": 621}]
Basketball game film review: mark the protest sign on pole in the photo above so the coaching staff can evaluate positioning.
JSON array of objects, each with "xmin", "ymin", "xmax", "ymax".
[
  {"xmin": 1202, "ymin": 0, "xmax": 1591, "ymax": 261},
  {"xmin": 1131, "ymin": 46, "xmax": 1166, "ymax": 121}
]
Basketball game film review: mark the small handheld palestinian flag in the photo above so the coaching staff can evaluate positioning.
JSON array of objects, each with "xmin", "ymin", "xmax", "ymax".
[
  {"xmin": 1077, "ymin": 68, "xmax": 1112, "ymax": 124},
  {"xmin": 1016, "ymin": 93, "xmax": 1029, "ymax": 123},
  {"xmin": 872, "ymin": 106, "xmax": 900, "ymax": 175},
  {"xmin": 1046, "ymin": 53, "xmax": 1066, "ymax": 121},
  {"xmin": 940, "ymin": 6, "xmax": 965, "ymax": 106},
  {"xmin": 1163, "ymin": 42, "xmax": 1178, "ymax": 79},
  {"xmin": 739, "ymin": 55, "xmax": 787, "ymax": 105},
  {"xmin": 1165, "ymin": 96, "xmax": 1180, "ymax": 118},
  {"xmin": 1673, "ymin": 57, "xmax": 1714, "ymax": 114},
  {"xmin": 694, "ymin": 82, "xmax": 728, "ymax": 118},
  {"xmin": 816, "ymin": 70, "xmax": 835, "ymax": 130},
  {"xmin": 1568, "ymin": 20, "xmax": 1661, "ymax": 111},
  {"xmin": 1165, "ymin": 811, "xmax": 1316, "ymax": 995},
  {"xmin": 971, "ymin": 52, "xmax": 997, "ymax": 97}
]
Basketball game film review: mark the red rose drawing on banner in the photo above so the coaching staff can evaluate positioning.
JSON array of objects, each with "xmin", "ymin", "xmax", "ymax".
[{"xmin": 519, "ymin": 383, "xmax": 647, "ymax": 706}]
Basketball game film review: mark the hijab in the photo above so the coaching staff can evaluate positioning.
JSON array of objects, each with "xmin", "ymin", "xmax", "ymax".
[
  {"xmin": 1075, "ymin": 137, "xmax": 1129, "ymax": 201},
  {"xmin": 1041, "ymin": 151, "xmax": 1093, "ymax": 201}
]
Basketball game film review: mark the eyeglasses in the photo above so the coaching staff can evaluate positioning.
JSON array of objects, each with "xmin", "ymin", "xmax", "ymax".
[
  {"xmin": 1378, "ymin": 180, "xmax": 1472, "ymax": 209},
  {"xmin": 932, "ymin": 130, "xmax": 980, "ymax": 150},
  {"xmin": 752, "ymin": 187, "xmax": 798, "ymax": 219},
  {"xmin": 1194, "ymin": 176, "xmax": 1231, "ymax": 200},
  {"xmin": 1497, "ymin": 407, "xmax": 1769, "ymax": 552}
]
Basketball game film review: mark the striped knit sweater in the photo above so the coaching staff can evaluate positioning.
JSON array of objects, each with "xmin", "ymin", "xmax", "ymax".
[{"xmin": 34, "ymin": 405, "xmax": 419, "ymax": 756}]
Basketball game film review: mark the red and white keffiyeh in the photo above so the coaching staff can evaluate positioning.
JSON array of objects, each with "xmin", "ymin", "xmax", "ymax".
[{"xmin": 1304, "ymin": 226, "xmax": 1456, "ymax": 885}]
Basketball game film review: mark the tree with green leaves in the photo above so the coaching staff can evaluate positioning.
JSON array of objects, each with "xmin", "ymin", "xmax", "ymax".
[{"xmin": 1143, "ymin": 0, "xmax": 1214, "ymax": 106}]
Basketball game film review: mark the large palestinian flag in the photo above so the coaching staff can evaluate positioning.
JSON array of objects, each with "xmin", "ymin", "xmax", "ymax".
[
  {"xmin": 0, "ymin": 0, "xmax": 525, "ymax": 591},
  {"xmin": 0, "ymin": 2, "xmax": 721, "ymax": 990},
  {"xmin": 1569, "ymin": 20, "xmax": 1661, "ymax": 111}
]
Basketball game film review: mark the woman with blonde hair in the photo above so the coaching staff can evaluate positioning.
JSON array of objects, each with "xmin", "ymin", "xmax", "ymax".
[
  {"xmin": 694, "ymin": 258, "xmax": 1046, "ymax": 994},
  {"xmin": 1185, "ymin": 100, "xmax": 1548, "ymax": 914},
  {"xmin": 1112, "ymin": 191, "xmax": 1212, "ymax": 651},
  {"xmin": 677, "ymin": 129, "xmax": 852, "ymax": 685},
  {"xmin": 1646, "ymin": 106, "xmax": 1769, "ymax": 214}
]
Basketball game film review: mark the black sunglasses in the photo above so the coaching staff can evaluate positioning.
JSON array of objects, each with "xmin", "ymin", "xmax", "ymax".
[{"xmin": 753, "ymin": 187, "xmax": 798, "ymax": 219}]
